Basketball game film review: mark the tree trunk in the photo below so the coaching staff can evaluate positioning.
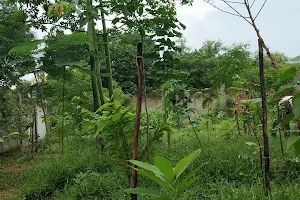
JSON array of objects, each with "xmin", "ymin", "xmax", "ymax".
[
  {"xmin": 87, "ymin": 0, "xmax": 101, "ymax": 110},
  {"xmin": 91, "ymin": 22, "xmax": 105, "ymax": 105},
  {"xmin": 144, "ymin": 80, "xmax": 150, "ymax": 161},
  {"xmin": 100, "ymin": 0, "xmax": 114, "ymax": 100},
  {"xmin": 258, "ymin": 39, "xmax": 271, "ymax": 195},
  {"xmin": 131, "ymin": 42, "xmax": 143, "ymax": 200}
]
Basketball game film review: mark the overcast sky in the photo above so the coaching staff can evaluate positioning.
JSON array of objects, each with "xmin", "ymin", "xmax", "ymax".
[
  {"xmin": 34, "ymin": 1, "xmax": 300, "ymax": 58},
  {"xmin": 176, "ymin": 0, "xmax": 300, "ymax": 57}
]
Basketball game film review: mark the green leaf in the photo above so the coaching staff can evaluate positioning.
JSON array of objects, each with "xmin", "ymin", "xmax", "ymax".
[
  {"xmin": 173, "ymin": 149, "xmax": 200, "ymax": 180},
  {"xmin": 111, "ymin": 112, "xmax": 123, "ymax": 121},
  {"xmin": 138, "ymin": 5, "xmax": 144, "ymax": 16},
  {"xmin": 154, "ymin": 156, "xmax": 174, "ymax": 183},
  {"xmin": 82, "ymin": 120, "xmax": 96, "ymax": 133},
  {"xmin": 112, "ymin": 17, "xmax": 121, "ymax": 24},
  {"xmin": 277, "ymin": 112, "xmax": 294, "ymax": 127},
  {"xmin": 294, "ymin": 140, "xmax": 300, "ymax": 155},
  {"xmin": 95, "ymin": 119, "xmax": 110, "ymax": 135},
  {"xmin": 176, "ymin": 177, "xmax": 197, "ymax": 197},
  {"xmin": 9, "ymin": 132, "xmax": 19, "ymax": 135},
  {"xmin": 292, "ymin": 93, "xmax": 300, "ymax": 118},
  {"xmin": 287, "ymin": 132, "xmax": 300, "ymax": 150},
  {"xmin": 122, "ymin": 8, "xmax": 130, "ymax": 17},
  {"xmin": 280, "ymin": 67, "xmax": 297, "ymax": 84},
  {"xmin": 114, "ymin": 100, "xmax": 121, "ymax": 108},
  {"xmin": 125, "ymin": 188, "xmax": 162, "ymax": 197},
  {"xmin": 129, "ymin": 160, "xmax": 162, "ymax": 175},
  {"xmin": 138, "ymin": 170, "xmax": 172, "ymax": 191},
  {"xmin": 245, "ymin": 142, "xmax": 258, "ymax": 147},
  {"xmin": 95, "ymin": 102, "xmax": 114, "ymax": 113},
  {"xmin": 9, "ymin": 40, "xmax": 44, "ymax": 56},
  {"xmin": 0, "ymin": 139, "xmax": 4, "ymax": 143}
]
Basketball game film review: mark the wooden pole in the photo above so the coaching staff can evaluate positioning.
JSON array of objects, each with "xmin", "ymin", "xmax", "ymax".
[
  {"xmin": 131, "ymin": 42, "xmax": 143, "ymax": 200},
  {"xmin": 61, "ymin": 66, "xmax": 66, "ymax": 153},
  {"xmin": 258, "ymin": 39, "xmax": 271, "ymax": 195}
]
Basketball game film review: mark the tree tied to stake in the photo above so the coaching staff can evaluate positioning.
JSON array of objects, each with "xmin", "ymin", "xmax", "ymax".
[{"xmin": 131, "ymin": 41, "xmax": 143, "ymax": 200}]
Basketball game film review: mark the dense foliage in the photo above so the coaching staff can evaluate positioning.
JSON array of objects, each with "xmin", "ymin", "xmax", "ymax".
[{"xmin": 1, "ymin": 0, "xmax": 300, "ymax": 200}]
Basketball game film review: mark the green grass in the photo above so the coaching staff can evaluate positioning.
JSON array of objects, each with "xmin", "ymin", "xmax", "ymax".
[{"xmin": 2, "ymin": 123, "xmax": 300, "ymax": 200}]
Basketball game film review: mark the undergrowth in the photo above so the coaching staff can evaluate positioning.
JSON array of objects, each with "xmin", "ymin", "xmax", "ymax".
[{"xmin": 4, "ymin": 125, "xmax": 300, "ymax": 200}]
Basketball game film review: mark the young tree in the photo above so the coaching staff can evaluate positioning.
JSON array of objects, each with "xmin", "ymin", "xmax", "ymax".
[{"xmin": 202, "ymin": 0, "xmax": 278, "ymax": 68}]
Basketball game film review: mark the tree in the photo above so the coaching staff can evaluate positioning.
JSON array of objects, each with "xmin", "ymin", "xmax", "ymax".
[
  {"xmin": 175, "ymin": 40, "xmax": 222, "ymax": 89},
  {"xmin": 0, "ymin": 1, "xmax": 34, "ymax": 86},
  {"xmin": 202, "ymin": 0, "xmax": 278, "ymax": 68}
]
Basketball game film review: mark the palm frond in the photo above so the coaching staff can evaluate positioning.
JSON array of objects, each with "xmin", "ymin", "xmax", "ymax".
[{"xmin": 8, "ymin": 40, "xmax": 44, "ymax": 56}]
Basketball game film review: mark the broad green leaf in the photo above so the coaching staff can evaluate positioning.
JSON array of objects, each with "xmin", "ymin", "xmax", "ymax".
[
  {"xmin": 294, "ymin": 140, "xmax": 300, "ymax": 155},
  {"xmin": 138, "ymin": 5, "xmax": 144, "ymax": 16},
  {"xmin": 176, "ymin": 177, "xmax": 197, "ymax": 198},
  {"xmin": 125, "ymin": 188, "xmax": 162, "ymax": 197},
  {"xmin": 0, "ymin": 139, "xmax": 4, "ymax": 143},
  {"xmin": 270, "ymin": 84, "xmax": 295, "ymax": 103},
  {"xmin": 292, "ymin": 93, "xmax": 300, "ymax": 118},
  {"xmin": 287, "ymin": 133, "xmax": 300, "ymax": 150},
  {"xmin": 138, "ymin": 170, "xmax": 172, "ymax": 191},
  {"xmin": 154, "ymin": 156, "xmax": 174, "ymax": 183},
  {"xmin": 245, "ymin": 142, "xmax": 258, "ymax": 147},
  {"xmin": 173, "ymin": 149, "xmax": 200, "ymax": 179},
  {"xmin": 95, "ymin": 119, "xmax": 110, "ymax": 135},
  {"xmin": 114, "ymin": 100, "xmax": 121, "ymax": 108},
  {"xmin": 179, "ymin": 162, "xmax": 207, "ymax": 188},
  {"xmin": 129, "ymin": 160, "xmax": 162, "ymax": 175},
  {"xmin": 81, "ymin": 120, "xmax": 96, "ymax": 134},
  {"xmin": 112, "ymin": 17, "xmax": 121, "ymax": 24},
  {"xmin": 280, "ymin": 67, "xmax": 297, "ymax": 83},
  {"xmin": 111, "ymin": 112, "xmax": 123, "ymax": 121},
  {"xmin": 9, "ymin": 132, "xmax": 19, "ymax": 135},
  {"xmin": 95, "ymin": 102, "xmax": 114, "ymax": 113},
  {"xmin": 277, "ymin": 112, "xmax": 294, "ymax": 128},
  {"xmin": 179, "ymin": 166, "xmax": 200, "ymax": 185}
]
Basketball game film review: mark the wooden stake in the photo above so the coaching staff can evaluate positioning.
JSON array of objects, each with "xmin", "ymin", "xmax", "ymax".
[
  {"xmin": 131, "ymin": 42, "xmax": 143, "ymax": 200},
  {"xmin": 258, "ymin": 39, "xmax": 271, "ymax": 195}
]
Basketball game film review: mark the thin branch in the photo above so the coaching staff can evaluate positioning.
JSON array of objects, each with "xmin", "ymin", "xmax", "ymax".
[
  {"xmin": 205, "ymin": 1, "xmax": 249, "ymax": 19},
  {"xmin": 254, "ymin": 0, "xmax": 267, "ymax": 20},
  {"xmin": 220, "ymin": 0, "xmax": 253, "ymax": 25},
  {"xmin": 223, "ymin": 0, "xmax": 244, "ymax": 4},
  {"xmin": 250, "ymin": 0, "xmax": 256, "ymax": 8}
]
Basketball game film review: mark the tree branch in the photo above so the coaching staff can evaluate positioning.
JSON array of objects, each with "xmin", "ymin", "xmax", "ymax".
[
  {"xmin": 244, "ymin": 0, "xmax": 277, "ymax": 68},
  {"xmin": 220, "ymin": 0, "xmax": 253, "ymax": 24},
  {"xmin": 254, "ymin": 0, "xmax": 267, "ymax": 20},
  {"xmin": 205, "ymin": 0, "xmax": 250, "ymax": 20},
  {"xmin": 250, "ymin": 0, "xmax": 256, "ymax": 8}
]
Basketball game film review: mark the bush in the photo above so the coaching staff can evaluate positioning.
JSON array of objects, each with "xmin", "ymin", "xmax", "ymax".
[
  {"xmin": 53, "ymin": 170, "xmax": 127, "ymax": 200},
  {"xmin": 18, "ymin": 138, "xmax": 114, "ymax": 199}
]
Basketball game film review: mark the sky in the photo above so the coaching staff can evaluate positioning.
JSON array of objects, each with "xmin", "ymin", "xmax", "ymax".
[
  {"xmin": 176, "ymin": 0, "xmax": 300, "ymax": 58},
  {"xmin": 34, "ymin": 0, "xmax": 300, "ymax": 58}
]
